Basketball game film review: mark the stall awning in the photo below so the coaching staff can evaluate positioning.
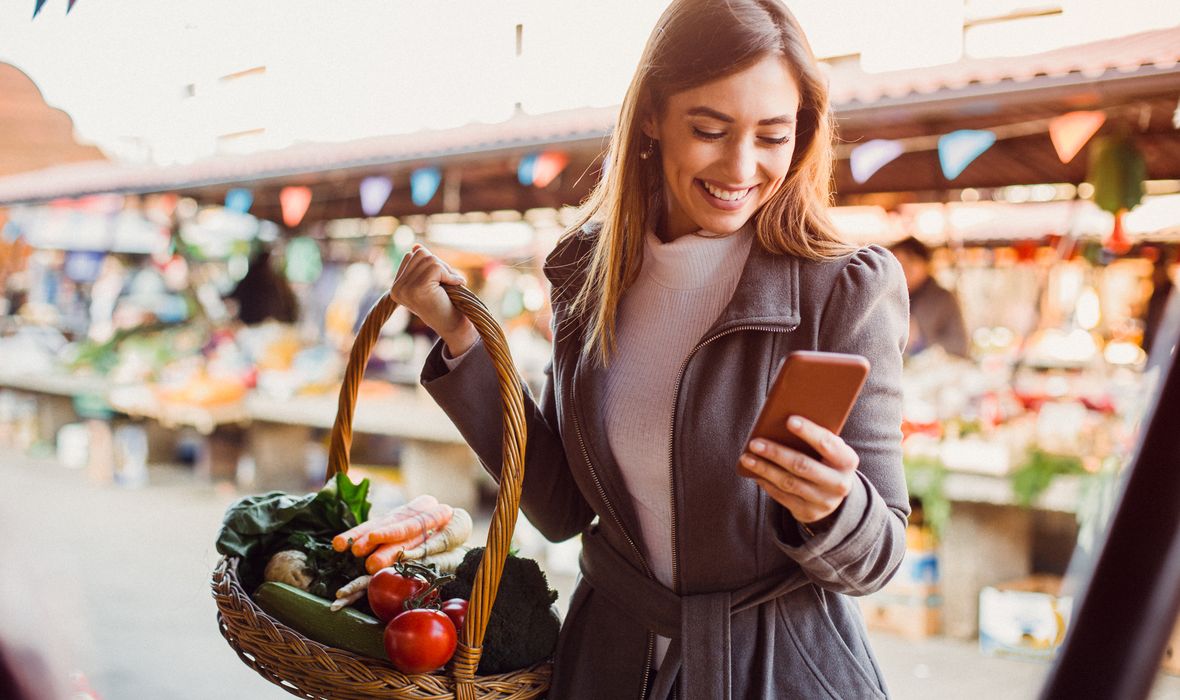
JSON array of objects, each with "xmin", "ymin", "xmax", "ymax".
[{"xmin": 0, "ymin": 25, "xmax": 1177, "ymax": 216}]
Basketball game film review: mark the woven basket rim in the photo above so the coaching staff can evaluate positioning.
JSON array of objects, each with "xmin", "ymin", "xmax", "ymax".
[{"xmin": 212, "ymin": 555, "xmax": 553, "ymax": 698}]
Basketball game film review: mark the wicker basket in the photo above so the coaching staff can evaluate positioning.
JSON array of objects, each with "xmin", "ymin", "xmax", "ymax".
[{"xmin": 211, "ymin": 287, "xmax": 551, "ymax": 699}]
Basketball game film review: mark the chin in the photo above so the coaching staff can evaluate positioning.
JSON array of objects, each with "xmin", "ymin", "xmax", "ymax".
[{"xmin": 692, "ymin": 210, "xmax": 755, "ymax": 236}]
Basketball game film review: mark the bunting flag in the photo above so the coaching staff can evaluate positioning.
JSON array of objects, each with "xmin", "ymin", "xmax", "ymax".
[
  {"xmin": 35, "ymin": 1, "xmax": 82, "ymax": 18},
  {"xmin": 517, "ymin": 154, "xmax": 538, "ymax": 186},
  {"xmin": 532, "ymin": 151, "xmax": 570, "ymax": 188},
  {"xmin": 850, "ymin": 140, "xmax": 904, "ymax": 184},
  {"xmin": 359, "ymin": 176, "xmax": 393, "ymax": 217},
  {"xmin": 938, "ymin": 129, "xmax": 996, "ymax": 180},
  {"xmin": 280, "ymin": 186, "xmax": 312, "ymax": 228},
  {"xmin": 225, "ymin": 188, "xmax": 253, "ymax": 214},
  {"xmin": 410, "ymin": 167, "xmax": 441, "ymax": 207},
  {"xmin": 1049, "ymin": 111, "xmax": 1106, "ymax": 164}
]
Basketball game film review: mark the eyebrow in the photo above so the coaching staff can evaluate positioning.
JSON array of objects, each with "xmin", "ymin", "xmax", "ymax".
[{"xmin": 686, "ymin": 106, "xmax": 795, "ymax": 126}]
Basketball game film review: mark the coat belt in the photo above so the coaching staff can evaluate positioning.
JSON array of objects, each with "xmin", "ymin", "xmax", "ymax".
[{"xmin": 579, "ymin": 527, "xmax": 808, "ymax": 700}]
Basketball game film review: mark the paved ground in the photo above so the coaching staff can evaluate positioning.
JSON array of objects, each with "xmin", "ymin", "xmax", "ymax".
[{"xmin": 2, "ymin": 454, "xmax": 1179, "ymax": 700}]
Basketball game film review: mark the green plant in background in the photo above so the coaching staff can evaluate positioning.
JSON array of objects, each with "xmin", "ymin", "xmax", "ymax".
[
  {"xmin": 904, "ymin": 455, "xmax": 950, "ymax": 538},
  {"xmin": 1009, "ymin": 448, "xmax": 1086, "ymax": 507}
]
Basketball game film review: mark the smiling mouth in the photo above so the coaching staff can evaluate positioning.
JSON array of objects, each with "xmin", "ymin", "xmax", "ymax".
[{"xmin": 699, "ymin": 179, "xmax": 754, "ymax": 203}]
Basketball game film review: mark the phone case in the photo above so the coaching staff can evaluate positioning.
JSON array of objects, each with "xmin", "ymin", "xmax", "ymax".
[{"xmin": 739, "ymin": 351, "xmax": 870, "ymax": 478}]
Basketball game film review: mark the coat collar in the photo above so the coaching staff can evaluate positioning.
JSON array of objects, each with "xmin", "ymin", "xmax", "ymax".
[
  {"xmin": 705, "ymin": 232, "xmax": 801, "ymax": 335},
  {"xmin": 551, "ymin": 222, "xmax": 802, "ymax": 333}
]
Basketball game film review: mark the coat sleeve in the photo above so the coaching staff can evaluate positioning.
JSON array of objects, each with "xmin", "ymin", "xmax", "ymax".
[
  {"xmin": 772, "ymin": 245, "xmax": 911, "ymax": 596},
  {"xmin": 419, "ymin": 301, "xmax": 595, "ymax": 544}
]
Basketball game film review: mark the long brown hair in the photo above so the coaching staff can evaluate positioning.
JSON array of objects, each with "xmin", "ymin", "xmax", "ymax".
[{"xmin": 564, "ymin": 0, "xmax": 849, "ymax": 366}]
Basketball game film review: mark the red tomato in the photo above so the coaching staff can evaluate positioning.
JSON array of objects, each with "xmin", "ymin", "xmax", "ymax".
[
  {"xmin": 440, "ymin": 598, "xmax": 468, "ymax": 632},
  {"xmin": 383, "ymin": 609, "xmax": 458, "ymax": 674},
  {"xmin": 368, "ymin": 568, "xmax": 432, "ymax": 622}
]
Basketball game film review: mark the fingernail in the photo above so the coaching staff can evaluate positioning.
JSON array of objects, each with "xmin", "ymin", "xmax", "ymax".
[
  {"xmin": 741, "ymin": 454, "xmax": 756, "ymax": 467},
  {"xmin": 751, "ymin": 440, "xmax": 766, "ymax": 453},
  {"xmin": 788, "ymin": 417, "xmax": 803, "ymax": 430}
]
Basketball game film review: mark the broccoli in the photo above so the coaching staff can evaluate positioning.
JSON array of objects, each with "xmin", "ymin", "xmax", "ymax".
[{"xmin": 440, "ymin": 547, "xmax": 561, "ymax": 674}]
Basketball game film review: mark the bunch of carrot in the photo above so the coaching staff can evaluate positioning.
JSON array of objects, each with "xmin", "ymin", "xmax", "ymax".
[{"xmin": 332, "ymin": 494, "xmax": 472, "ymax": 575}]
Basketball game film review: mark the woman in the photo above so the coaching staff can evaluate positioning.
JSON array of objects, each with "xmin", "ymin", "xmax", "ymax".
[{"xmin": 391, "ymin": 0, "xmax": 909, "ymax": 697}]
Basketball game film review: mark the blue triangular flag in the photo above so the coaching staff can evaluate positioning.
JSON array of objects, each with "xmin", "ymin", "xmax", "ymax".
[
  {"xmin": 938, "ymin": 130, "xmax": 996, "ymax": 181},
  {"xmin": 410, "ymin": 167, "xmax": 442, "ymax": 207}
]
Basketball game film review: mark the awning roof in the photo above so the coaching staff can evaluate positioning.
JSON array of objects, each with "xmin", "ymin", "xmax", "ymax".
[
  {"xmin": 827, "ymin": 23, "xmax": 1180, "ymax": 107},
  {"xmin": 0, "ymin": 25, "xmax": 1177, "ymax": 216}
]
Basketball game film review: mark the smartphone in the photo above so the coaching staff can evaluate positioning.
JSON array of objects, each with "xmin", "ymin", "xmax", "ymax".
[{"xmin": 738, "ymin": 350, "xmax": 870, "ymax": 478}]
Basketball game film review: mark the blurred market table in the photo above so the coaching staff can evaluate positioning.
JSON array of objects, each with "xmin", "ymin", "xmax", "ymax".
[
  {"xmin": 0, "ymin": 370, "xmax": 111, "ymax": 445},
  {"xmin": 245, "ymin": 386, "xmax": 484, "ymax": 510},
  {"xmin": 938, "ymin": 471, "xmax": 1084, "ymax": 639}
]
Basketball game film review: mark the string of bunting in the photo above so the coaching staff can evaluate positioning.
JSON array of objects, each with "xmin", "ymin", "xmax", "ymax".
[
  {"xmin": 33, "ymin": 0, "xmax": 79, "ymax": 18},
  {"xmin": 839, "ymin": 107, "xmax": 1131, "ymax": 184}
]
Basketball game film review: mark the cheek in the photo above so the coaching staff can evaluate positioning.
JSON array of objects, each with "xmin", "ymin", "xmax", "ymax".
[
  {"xmin": 661, "ymin": 137, "xmax": 715, "ymax": 180},
  {"xmin": 761, "ymin": 148, "xmax": 798, "ymax": 198}
]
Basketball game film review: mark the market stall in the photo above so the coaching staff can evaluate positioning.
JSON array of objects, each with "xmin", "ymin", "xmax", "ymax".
[{"xmin": 0, "ymin": 25, "xmax": 1176, "ymax": 652}]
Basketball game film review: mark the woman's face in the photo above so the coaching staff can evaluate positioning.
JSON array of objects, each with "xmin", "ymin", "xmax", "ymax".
[{"xmin": 645, "ymin": 54, "xmax": 801, "ymax": 241}]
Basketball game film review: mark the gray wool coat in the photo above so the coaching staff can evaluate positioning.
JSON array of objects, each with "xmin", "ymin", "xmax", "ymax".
[{"xmin": 421, "ymin": 226, "xmax": 911, "ymax": 700}]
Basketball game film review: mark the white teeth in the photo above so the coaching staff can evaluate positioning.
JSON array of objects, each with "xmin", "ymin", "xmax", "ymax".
[{"xmin": 702, "ymin": 181, "xmax": 751, "ymax": 202}]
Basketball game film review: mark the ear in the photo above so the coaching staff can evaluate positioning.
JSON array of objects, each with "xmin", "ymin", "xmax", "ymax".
[{"xmin": 640, "ymin": 112, "xmax": 660, "ymax": 141}]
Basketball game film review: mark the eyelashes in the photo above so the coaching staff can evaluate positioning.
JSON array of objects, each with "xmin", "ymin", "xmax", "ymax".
[
  {"xmin": 692, "ymin": 127, "xmax": 724, "ymax": 141},
  {"xmin": 691, "ymin": 127, "xmax": 791, "ymax": 146}
]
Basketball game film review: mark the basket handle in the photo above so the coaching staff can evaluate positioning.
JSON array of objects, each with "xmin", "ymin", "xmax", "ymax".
[{"xmin": 325, "ymin": 287, "xmax": 528, "ymax": 698}]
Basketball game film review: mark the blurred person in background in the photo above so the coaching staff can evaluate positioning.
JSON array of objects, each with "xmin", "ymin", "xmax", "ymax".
[
  {"xmin": 889, "ymin": 235, "xmax": 969, "ymax": 358},
  {"xmin": 226, "ymin": 248, "xmax": 299, "ymax": 326},
  {"xmin": 1143, "ymin": 247, "xmax": 1175, "ymax": 358},
  {"xmin": 389, "ymin": 0, "xmax": 909, "ymax": 697}
]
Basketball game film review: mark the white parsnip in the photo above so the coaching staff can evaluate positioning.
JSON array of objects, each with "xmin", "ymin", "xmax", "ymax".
[
  {"xmin": 402, "ymin": 508, "xmax": 473, "ymax": 561},
  {"xmin": 329, "ymin": 589, "xmax": 366, "ymax": 612},
  {"xmin": 335, "ymin": 574, "xmax": 371, "ymax": 600},
  {"xmin": 417, "ymin": 546, "xmax": 470, "ymax": 574}
]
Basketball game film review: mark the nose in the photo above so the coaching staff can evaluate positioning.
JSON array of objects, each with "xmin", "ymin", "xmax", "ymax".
[{"xmin": 721, "ymin": 138, "xmax": 758, "ymax": 184}]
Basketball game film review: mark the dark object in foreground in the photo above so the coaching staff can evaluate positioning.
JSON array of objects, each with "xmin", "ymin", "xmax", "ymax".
[
  {"xmin": 441, "ymin": 547, "xmax": 561, "ymax": 674},
  {"xmin": 1040, "ymin": 297, "xmax": 1180, "ymax": 700}
]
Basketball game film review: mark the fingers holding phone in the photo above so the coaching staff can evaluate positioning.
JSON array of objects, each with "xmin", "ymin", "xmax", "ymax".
[
  {"xmin": 736, "ymin": 350, "xmax": 869, "ymax": 529},
  {"xmin": 739, "ymin": 417, "xmax": 856, "ymax": 525}
]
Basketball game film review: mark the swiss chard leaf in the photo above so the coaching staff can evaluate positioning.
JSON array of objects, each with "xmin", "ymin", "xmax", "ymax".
[
  {"xmin": 214, "ymin": 473, "xmax": 372, "ymax": 591},
  {"xmin": 335, "ymin": 471, "xmax": 371, "ymax": 526}
]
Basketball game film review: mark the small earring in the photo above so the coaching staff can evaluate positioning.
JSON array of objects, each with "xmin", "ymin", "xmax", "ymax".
[{"xmin": 639, "ymin": 139, "xmax": 655, "ymax": 160}]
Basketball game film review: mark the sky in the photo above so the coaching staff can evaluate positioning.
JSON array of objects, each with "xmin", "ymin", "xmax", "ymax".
[{"xmin": 1, "ymin": 0, "xmax": 1178, "ymax": 164}]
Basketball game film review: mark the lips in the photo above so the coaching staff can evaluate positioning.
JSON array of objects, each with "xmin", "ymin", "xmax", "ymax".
[
  {"xmin": 701, "ymin": 180, "xmax": 752, "ymax": 201},
  {"xmin": 696, "ymin": 179, "xmax": 757, "ymax": 210}
]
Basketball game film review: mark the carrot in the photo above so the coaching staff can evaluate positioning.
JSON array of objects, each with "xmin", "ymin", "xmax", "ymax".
[
  {"xmin": 351, "ymin": 502, "xmax": 454, "ymax": 558},
  {"xmin": 332, "ymin": 494, "xmax": 438, "ymax": 553},
  {"xmin": 402, "ymin": 508, "xmax": 473, "ymax": 561},
  {"xmin": 364, "ymin": 530, "xmax": 434, "ymax": 574}
]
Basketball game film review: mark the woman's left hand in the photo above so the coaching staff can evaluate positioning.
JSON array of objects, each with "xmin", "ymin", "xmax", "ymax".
[{"xmin": 738, "ymin": 416, "xmax": 859, "ymax": 528}]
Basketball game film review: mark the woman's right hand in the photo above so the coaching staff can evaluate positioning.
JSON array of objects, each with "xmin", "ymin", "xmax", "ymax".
[{"xmin": 390, "ymin": 244, "xmax": 479, "ymax": 356}]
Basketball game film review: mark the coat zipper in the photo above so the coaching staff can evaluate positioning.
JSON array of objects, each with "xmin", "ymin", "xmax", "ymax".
[
  {"xmin": 570, "ymin": 378, "xmax": 658, "ymax": 698},
  {"xmin": 666, "ymin": 324, "xmax": 796, "ymax": 594},
  {"xmin": 572, "ymin": 322, "xmax": 794, "ymax": 699}
]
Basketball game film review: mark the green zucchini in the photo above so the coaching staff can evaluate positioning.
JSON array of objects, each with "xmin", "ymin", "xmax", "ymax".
[{"xmin": 253, "ymin": 581, "xmax": 387, "ymax": 661}]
